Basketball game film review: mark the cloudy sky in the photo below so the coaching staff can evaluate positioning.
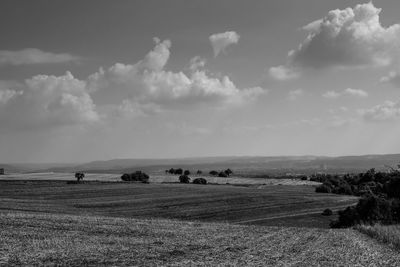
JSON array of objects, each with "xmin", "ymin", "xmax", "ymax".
[{"xmin": 1, "ymin": 0, "xmax": 400, "ymax": 163}]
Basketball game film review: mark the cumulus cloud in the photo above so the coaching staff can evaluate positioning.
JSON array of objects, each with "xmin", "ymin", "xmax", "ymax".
[
  {"xmin": 288, "ymin": 89, "xmax": 304, "ymax": 100},
  {"xmin": 270, "ymin": 2, "xmax": 400, "ymax": 77},
  {"xmin": 89, "ymin": 38, "xmax": 264, "ymax": 111},
  {"xmin": 209, "ymin": 31, "xmax": 240, "ymax": 57},
  {"xmin": 359, "ymin": 100, "xmax": 400, "ymax": 121},
  {"xmin": 269, "ymin": 65, "xmax": 299, "ymax": 81},
  {"xmin": 0, "ymin": 89, "xmax": 21, "ymax": 104},
  {"xmin": 0, "ymin": 38, "xmax": 265, "ymax": 131},
  {"xmin": 323, "ymin": 88, "xmax": 368, "ymax": 99},
  {"xmin": 0, "ymin": 72, "xmax": 98, "ymax": 130},
  {"xmin": 0, "ymin": 48, "xmax": 80, "ymax": 66},
  {"xmin": 189, "ymin": 56, "xmax": 206, "ymax": 72}
]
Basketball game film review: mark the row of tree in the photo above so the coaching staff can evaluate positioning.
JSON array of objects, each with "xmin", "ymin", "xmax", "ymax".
[{"xmin": 165, "ymin": 168, "xmax": 233, "ymax": 177}]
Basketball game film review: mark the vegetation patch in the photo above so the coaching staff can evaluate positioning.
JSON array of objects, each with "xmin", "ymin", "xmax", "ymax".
[{"xmin": 356, "ymin": 224, "xmax": 400, "ymax": 250}]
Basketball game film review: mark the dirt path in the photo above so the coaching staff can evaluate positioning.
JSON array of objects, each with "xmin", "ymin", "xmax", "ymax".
[{"xmin": 235, "ymin": 203, "xmax": 357, "ymax": 224}]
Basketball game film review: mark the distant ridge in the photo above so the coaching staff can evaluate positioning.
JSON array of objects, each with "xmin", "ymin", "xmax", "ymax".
[{"xmin": 3, "ymin": 153, "xmax": 394, "ymax": 175}]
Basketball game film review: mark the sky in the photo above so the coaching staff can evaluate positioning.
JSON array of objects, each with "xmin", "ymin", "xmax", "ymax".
[{"xmin": 1, "ymin": 0, "xmax": 400, "ymax": 163}]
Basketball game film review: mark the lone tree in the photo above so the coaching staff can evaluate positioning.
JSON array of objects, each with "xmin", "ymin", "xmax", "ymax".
[
  {"xmin": 75, "ymin": 172, "xmax": 85, "ymax": 182},
  {"xmin": 193, "ymin": 178, "xmax": 207, "ymax": 185},
  {"xmin": 179, "ymin": 175, "xmax": 190, "ymax": 183}
]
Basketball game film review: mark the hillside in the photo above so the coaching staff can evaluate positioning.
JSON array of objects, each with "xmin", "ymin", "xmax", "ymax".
[
  {"xmin": 0, "ymin": 212, "xmax": 399, "ymax": 266},
  {"xmin": 49, "ymin": 154, "xmax": 400, "ymax": 174},
  {"xmin": 3, "ymin": 154, "xmax": 400, "ymax": 175}
]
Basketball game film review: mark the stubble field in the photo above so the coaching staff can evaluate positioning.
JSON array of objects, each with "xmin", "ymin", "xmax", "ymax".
[{"xmin": 0, "ymin": 180, "xmax": 356, "ymax": 227}]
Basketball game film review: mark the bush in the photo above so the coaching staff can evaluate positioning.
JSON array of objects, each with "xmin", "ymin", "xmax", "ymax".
[
  {"xmin": 184, "ymin": 170, "xmax": 190, "ymax": 176},
  {"xmin": 174, "ymin": 168, "xmax": 183, "ymax": 175},
  {"xmin": 193, "ymin": 178, "xmax": 207, "ymax": 185},
  {"xmin": 209, "ymin": 170, "xmax": 218, "ymax": 176},
  {"xmin": 224, "ymin": 169, "xmax": 233, "ymax": 176},
  {"xmin": 179, "ymin": 175, "xmax": 190, "ymax": 183},
  {"xmin": 196, "ymin": 170, "xmax": 202, "ymax": 175},
  {"xmin": 218, "ymin": 172, "xmax": 228, "ymax": 178},
  {"xmin": 120, "ymin": 171, "xmax": 149, "ymax": 183},
  {"xmin": 322, "ymin": 208, "xmax": 333, "ymax": 216},
  {"xmin": 330, "ymin": 207, "xmax": 360, "ymax": 228},
  {"xmin": 315, "ymin": 184, "xmax": 332, "ymax": 193},
  {"xmin": 75, "ymin": 172, "xmax": 85, "ymax": 182},
  {"xmin": 332, "ymin": 184, "xmax": 353, "ymax": 195},
  {"xmin": 300, "ymin": 176, "xmax": 308, "ymax": 181}
]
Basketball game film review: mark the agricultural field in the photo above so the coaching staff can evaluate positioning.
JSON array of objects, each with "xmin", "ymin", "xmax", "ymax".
[
  {"xmin": 1, "ymin": 212, "xmax": 399, "ymax": 266},
  {"xmin": 0, "ymin": 180, "xmax": 356, "ymax": 228},
  {"xmin": 0, "ymin": 172, "xmax": 320, "ymax": 186}
]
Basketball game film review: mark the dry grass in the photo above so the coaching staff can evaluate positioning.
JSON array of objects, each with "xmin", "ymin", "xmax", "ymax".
[
  {"xmin": 356, "ymin": 224, "xmax": 400, "ymax": 250},
  {"xmin": 0, "ymin": 212, "xmax": 400, "ymax": 266}
]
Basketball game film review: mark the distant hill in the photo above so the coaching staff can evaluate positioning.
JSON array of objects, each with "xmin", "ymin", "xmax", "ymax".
[{"xmin": 37, "ymin": 154, "xmax": 400, "ymax": 175}]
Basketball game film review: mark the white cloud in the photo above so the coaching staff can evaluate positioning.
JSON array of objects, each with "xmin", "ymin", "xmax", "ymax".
[
  {"xmin": 359, "ymin": 100, "xmax": 400, "ymax": 121},
  {"xmin": 323, "ymin": 88, "xmax": 368, "ymax": 99},
  {"xmin": 380, "ymin": 71, "xmax": 400, "ymax": 87},
  {"xmin": 288, "ymin": 89, "xmax": 304, "ymax": 100},
  {"xmin": 189, "ymin": 56, "xmax": 206, "ymax": 72},
  {"xmin": 271, "ymin": 2, "xmax": 400, "ymax": 75},
  {"xmin": 0, "ymin": 72, "xmax": 98, "ymax": 130},
  {"xmin": 0, "ymin": 48, "xmax": 80, "ymax": 65},
  {"xmin": 89, "ymin": 38, "xmax": 265, "ymax": 112},
  {"xmin": 0, "ymin": 38, "xmax": 265, "ymax": 131},
  {"xmin": 0, "ymin": 89, "xmax": 20, "ymax": 104},
  {"xmin": 322, "ymin": 91, "xmax": 341, "ymax": 99},
  {"xmin": 269, "ymin": 65, "xmax": 299, "ymax": 81},
  {"xmin": 209, "ymin": 31, "xmax": 240, "ymax": 57},
  {"xmin": 344, "ymin": 88, "xmax": 368, "ymax": 98}
]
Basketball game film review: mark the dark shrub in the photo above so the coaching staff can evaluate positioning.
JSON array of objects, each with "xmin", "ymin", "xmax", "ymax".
[
  {"xmin": 196, "ymin": 170, "xmax": 202, "ymax": 175},
  {"xmin": 168, "ymin": 168, "xmax": 175, "ymax": 174},
  {"xmin": 322, "ymin": 208, "xmax": 333, "ymax": 216},
  {"xmin": 174, "ymin": 168, "xmax": 183, "ymax": 175},
  {"xmin": 315, "ymin": 184, "xmax": 332, "ymax": 193},
  {"xmin": 332, "ymin": 184, "xmax": 353, "ymax": 195},
  {"xmin": 300, "ymin": 176, "xmax": 308, "ymax": 181},
  {"xmin": 356, "ymin": 195, "xmax": 393, "ymax": 224},
  {"xmin": 218, "ymin": 171, "xmax": 228, "ymax": 178},
  {"xmin": 209, "ymin": 170, "xmax": 218, "ymax": 176},
  {"xmin": 121, "ymin": 173, "xmax": 130, "ymax": 181},
  {"xmin": 184, "ymin": 170, "xmax": 190, "ymax": 176},
  {"xmin": 330, "ymin": 207, "xmax": 360, "ymax": 228},
  {"xmin": 75, "ymin": 172, "xmax": 85, "ymax": 182},
  {"xmin": 179, "ymin": 175, "xmax": 190, "ymax": 183},
  {"xmin": 385, "ymin": 177, "xmax": 400, "ymax": 199},
  {"xmin": 121, "ymin": 171, "xmax": 149, "ymax": 183},
  {"xmin": 193, "ymin": 178, "xmax": 207, "ymax": 185},
  {"xmin": 224, "ymin": 169, "xmax": 233, "ymax": 176}
]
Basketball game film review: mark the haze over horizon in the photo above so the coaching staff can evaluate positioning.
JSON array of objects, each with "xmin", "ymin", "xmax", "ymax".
[{"xmin": 1, "ymin": 1, "xmax": 400, "ymax": 163}]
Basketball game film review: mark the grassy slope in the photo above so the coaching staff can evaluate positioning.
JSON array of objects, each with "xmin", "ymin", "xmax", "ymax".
[
  {"xmin": 0, "ymin": 212, "xmax": 399, "ymax": 266},
  {"xmin": 0, "ymin": 180, "xmax": 357, "ymax": 228},
  {"xmin": 356, "ymin": 224, "xmax": 400, "ymax": 250}
]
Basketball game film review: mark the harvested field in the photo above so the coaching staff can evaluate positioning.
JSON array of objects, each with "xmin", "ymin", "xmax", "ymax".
[
  {"xmin": 0, "ymin": 172, "xmax": 320, "ymax": 186},
  {"xmin": 0, "ymin": 212, "xmax": 399, "ymax": 266},
  {"xmin": 0, "ymin": 180, "xmax": 356, "ymax": 228}
]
